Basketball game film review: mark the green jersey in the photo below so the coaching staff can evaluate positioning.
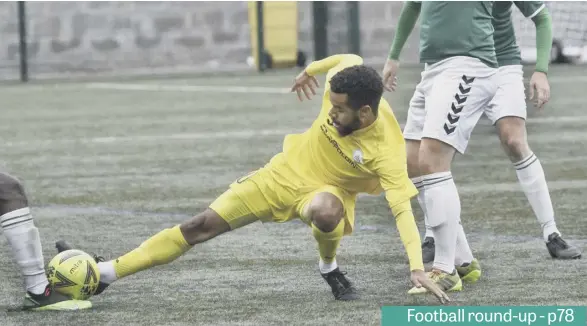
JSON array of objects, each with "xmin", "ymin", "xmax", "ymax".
[
  {"xmin": 418, "ymin": 1, "xmax": 497, "ymax": 67},
  {"xmin": 492, "ymin": 1, "xmax": 546, "ymax": 67}
]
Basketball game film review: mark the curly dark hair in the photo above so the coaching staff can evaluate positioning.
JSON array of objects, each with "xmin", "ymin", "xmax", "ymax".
[{"xmin": 329, "ymin": 65, "xmax": 384, "ymax": 116}]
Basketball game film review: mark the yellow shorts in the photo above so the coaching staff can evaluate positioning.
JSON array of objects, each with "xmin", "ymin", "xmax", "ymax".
[{"xmin": 209, "ymin": 156, "xmax": 357, "ymax": 235}]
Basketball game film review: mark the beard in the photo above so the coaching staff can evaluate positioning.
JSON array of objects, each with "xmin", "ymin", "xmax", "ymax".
[{"xmin": 336, "ymin": 116, "xmax": 362, "ymax": 137}]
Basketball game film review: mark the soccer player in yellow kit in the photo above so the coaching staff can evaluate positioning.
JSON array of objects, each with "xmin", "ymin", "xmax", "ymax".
[{"xmin": 57, "ymin": 54, "xmax": 449, "ymax": 303}]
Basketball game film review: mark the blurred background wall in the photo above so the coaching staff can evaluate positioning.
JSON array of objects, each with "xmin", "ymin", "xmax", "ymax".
[{"xmin": 0, "ymin": 1, "xmax": 584, "ymax": 81}]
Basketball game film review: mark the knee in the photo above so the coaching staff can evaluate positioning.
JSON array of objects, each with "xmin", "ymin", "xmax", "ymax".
[
  {"xmin": 496, "ymin": 117, "xmax": 531, "ymax": 161},
  {"xmin": 179, "ymin": 209, "xmax": 230, "ymax": 245},
  {"xmin": 0, "ymin": 173, "xmax": 28, "ymax": 214},
  {"xmin": 499, "ymin": 132, "xmax": 530, "ymax": 161},
  {"xmin": 307, "ymin": 194, "xmax": 344, "ymax": 233}
]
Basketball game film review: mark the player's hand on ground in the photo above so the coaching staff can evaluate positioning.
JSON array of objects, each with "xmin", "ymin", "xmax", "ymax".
[
  {"xmin": 291, "ymin": 70, "xmax": 320, "ymax": 102},
  {"xmin": 382, "ymin": 59, "xmax": 400, "ymax": 92},
  {"xmin": 410, "ymin": 270, "xmax": 451, "ymax": 304},
  {"xmin": 528, "ymin": 71, "xmax": 550, "ymax": 111}
]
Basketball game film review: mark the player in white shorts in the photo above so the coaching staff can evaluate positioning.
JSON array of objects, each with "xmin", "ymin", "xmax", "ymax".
[
  {"xmin": 382, "ymin": 1, "xmax": 500, "ymax": 294},
  {"xmin": 417, "ymin": 1, "xmax": 582, "ymax": 262}
]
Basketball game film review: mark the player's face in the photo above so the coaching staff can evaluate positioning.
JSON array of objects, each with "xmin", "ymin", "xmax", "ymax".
[{"xmin": 329, "ymin": 92, "xmax": 363, "ymax": 136}]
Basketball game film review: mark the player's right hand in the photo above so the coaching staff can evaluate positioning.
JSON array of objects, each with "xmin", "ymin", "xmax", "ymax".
[
  {"xmin": 410, "ymin": 270, "xmax": 451, "ymax": 305},
  {"xmin": 382, "ymin": 59, "xmax": 400, "ymax": 92},
  {"xmin": 528, "ymin": 71, "xmax": 550, "ymax": 111},
  {"xmin": 291, "ymin": 70, "xmax": 320, "ymax": 102}
]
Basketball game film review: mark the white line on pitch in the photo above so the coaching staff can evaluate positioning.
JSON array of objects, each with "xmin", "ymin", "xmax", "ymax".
[
  {"xmin": 3, "ymin": 127, "xmax": 587, "ymax": 149},
  {"xmin": 525, "ymin": 115, "xmax": 587, "ymax": 124},
  {"xmin": 453, "ymin": 155, "xmax": 587, "ymax": 167},
  {"xmin": 459, "ymin": 179, "xmax": 587, "ymax": 194},
  {"xmin": 359, "ymin": 178, "xmax": 587, "ymax": 199},
  {"xmin": 481, "ymin": 115, "xmax": 587, "ymax": 125},
  {"xmin": 548, "ymin": 75, "xmax": 587, "ymax": 84},
  {"xmin": 82, "ymin": 71, "xmax": 587, "ymax": 93},
  {"xmin": 82, "ymin": 82, "xmax": 587, "ymax": 114},
  {"xmin": 1, "ymin": 129, "xmax": 301, "ymax": 147},
  {"xmin": 470, "ymin": 130, "xmax": 587, "ymax": 145},
  {"xmin": 85, "ymin": 83, "xmax": 291, "ymax": 94}
]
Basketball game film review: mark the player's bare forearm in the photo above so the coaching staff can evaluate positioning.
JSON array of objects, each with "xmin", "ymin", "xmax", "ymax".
[
  {"xmin": 388, "ymin": 1, "xmax": 421, "ymax": 60},
  {"xmin": 390, "ymin": 199, "xmax": 425, "ymax": 272},
  {"xmin": 532, "ymin": 8, "xmax": 552, "ymax": 74},
  {"xmin": 305, "ymin": 54, "xmax": 363, "ymax": 77}
]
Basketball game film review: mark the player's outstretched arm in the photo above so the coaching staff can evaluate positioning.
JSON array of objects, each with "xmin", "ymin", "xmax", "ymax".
[
  {"xmin": 291, "ymin": 54, "xmax": 363, "ymax": 102},
  {"xmin": 391, "ymin": 200, "xmax": 450, "ymax": 304},
  {"xmin": 529, "ymin": 6, "xmax": 553, "ymax": 110},
  {"xmin": 371, "ymin": 153, "xmax": 449, "ymax": 304},
  {"xmin": 383, "ymin": 1, "xmax": 421, "ymax": 91}
]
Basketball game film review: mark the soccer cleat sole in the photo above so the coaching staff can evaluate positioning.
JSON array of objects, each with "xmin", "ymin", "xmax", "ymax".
[
  {"xmin": 548, "ymin": 249, "xmax": 582, "ymax": 260},
  {"xmin": 336, "ymin": 291, "xmax": 360, "ymax": 301},
  {"xmin": 29, "ymin": 300, "xmax": 92, "ymax": 311},
  {"xmin": 551, "ymin": 253, "xmax": 582, "ymax": 260}
]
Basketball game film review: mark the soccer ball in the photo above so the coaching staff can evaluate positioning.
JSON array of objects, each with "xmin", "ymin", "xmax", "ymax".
[{"xmin": 46, "ymin": 249, "xmax": 100, "ymax": 300}]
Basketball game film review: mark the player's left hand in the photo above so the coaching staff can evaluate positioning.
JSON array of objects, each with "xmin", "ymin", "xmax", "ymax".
[
  {"xmin": 291, "ymin": 70, "xmax": 320, "ymax": 101},
  {"xmin": 528, "ymin": 71, "xmax": 550, "ymax": 111},
  {"xmin": 410, "ymin": 270, "xmax": 451, "ymax": 305}
]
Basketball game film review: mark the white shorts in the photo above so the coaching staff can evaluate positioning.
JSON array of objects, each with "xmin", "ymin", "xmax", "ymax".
[
  {"xmin": 403, "ymin": 56, "xmax": 499, "ymax": 154},
  {"xmin": 485, "ymin": 65, "xmax": 526, "ymax": 124}
]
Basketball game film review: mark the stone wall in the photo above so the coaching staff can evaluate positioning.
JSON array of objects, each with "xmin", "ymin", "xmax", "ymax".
[{"xmin": 0, "ymin": 1, "xmax": 420, "ymax": 80}]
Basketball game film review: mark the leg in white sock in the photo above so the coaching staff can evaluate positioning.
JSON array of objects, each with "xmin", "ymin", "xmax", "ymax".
[
  {"xmin": 97, "ymin": 261, "xmax": 118, "ymax": 284},
  {"xmin": 411, "ymin": 176, "xmax": 434, "ymax": 238},
  {"xmin": 422, "ymin": 200, "xmax": 434, "ymax": 239},
  {"xmin": 497, "ymin": 118, "xmax": 580, "ymax": 258},
  {"xmin": 424, "ymin": 227, "xmax": 434, "ymax": 238},
  {"xmin": 1, "ymin": 208, "xmax": 49, "ymax": 295},
  {"xmin": 412, "ymin": 176, "xmax": 436, "ymax": 264},
  {"xmin": 422, "ymin": 172, "xmax": 460, "ymax": 274},
  {"xmin": 454, "ymin": 221, "xmax": 474, "ymax": 266},
  {"xmin": 319, "ymin": 258, "xmax": 338, "ymax": 274},
  {"xmin": 514, "ymin": 153, "xmax": 559, "ymax": 241},
  {"xmin": 496, "ymin": 118, "xmax": 559, "ymax": 242}
]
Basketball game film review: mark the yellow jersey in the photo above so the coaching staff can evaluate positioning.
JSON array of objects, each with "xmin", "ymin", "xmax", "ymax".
[
  {"xmin": 281, "ymin": 54, "xmax": 418, "ymax": 209},
  {"xmin": 253, "ymin": 54, "xmax": 423, "ymax": 271}
]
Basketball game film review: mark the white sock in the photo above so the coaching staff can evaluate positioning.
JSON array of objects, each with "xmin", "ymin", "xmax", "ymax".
[
  {"xmin": 1, "ymin": 208, "xmax": 49, "ymax": 295},
  {"xmin": 454, "ymin": 221, "xmax": 474, "ymax": 266},
  {"xmin": 424, "ymin": 225, "xmax": 434, "ymax": 239},
  {"xmin": 97, "ymin": 261, "xmax": 118, "ymax": 284},
  {"xmin": 319, "ymin": 258, "xmax": 338, "ymax": 274},
  {"xmin": 411, "ymin": 176, "xmax": 434, "ymax": 239},
  {"xmin": 422, "ymin": 172, "xmax": 460, "ymax": 274},
  {"xmin": 514, "ymin": 153, "xmax": 560, "ymax": 242}
]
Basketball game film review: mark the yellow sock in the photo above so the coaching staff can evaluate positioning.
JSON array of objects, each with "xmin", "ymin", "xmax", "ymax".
[
  {"xmin": 114, "ymin": 225, "xmax": 192, "ymax": 279},
  {"xmin": 311, "ymin": 220, "xmax": 345, "ymax": 264}
]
